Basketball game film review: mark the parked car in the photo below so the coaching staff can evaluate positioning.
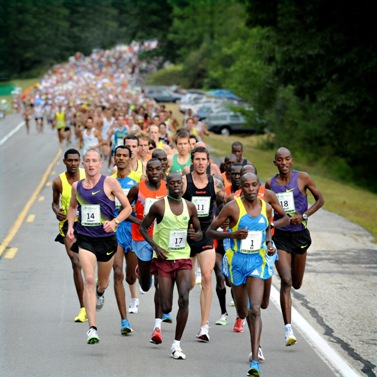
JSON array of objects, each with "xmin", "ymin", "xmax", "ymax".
[
  {"xmin": 144, "ymin": 86, "xmax": 181, "ymax": 103},
  {"xmin": 178, "ymin": 93, "xmax": 207, "ymax": 113},
  {"xmin": 205, "ymin": 111, "xmax": 255, "ymax": 136}
]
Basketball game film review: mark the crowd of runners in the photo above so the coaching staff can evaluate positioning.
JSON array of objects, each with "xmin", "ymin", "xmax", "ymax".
[{"xmin": 23, "ymin": 41, "xmax": 324, "ymax": 377}]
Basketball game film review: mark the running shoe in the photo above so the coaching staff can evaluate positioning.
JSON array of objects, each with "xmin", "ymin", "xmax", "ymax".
[
  {"xmin": 229, "ymin": 300, "xmax": 235, "ymax": 307},
  {"xmin": 196, "ymin": 324, "xmax": 210, "ymax": 342},
  {"xmin": 285, "ymin": 328, "xmax": 297, "ymax": 346},
  {"xmin": 96, "ymin": 290, "xmax": 105, "ymax": 311},
  {"xmin": 150, "ymin": 327, "xmax": 162, "ymax": 344},
  {"xmin": 74, "ymin": 307, "xmax": 87, "ymax": 323},
  {"xmin": 86, "ymin": 327, "xmax": 100, "ymax": 345},
  {"xmin": 171, "ymin": 344, "xmax": 186, "ymax": 360},
  {"xmin": 249, "ymin": 346, "xmax": 265, "ymax": 362},
  {"xmin": 128, "ymin": 298, "xmax": 139, "ymax": 314},
  {"xmin": 120, "ymin": 318, "xmax": 133, "ymax": 335},
  {"xmin": 233, "ymin": 317, "xmax": 245, "ymax": 333},
  {"xmin": 215, "ymin": 313, "xmax": 229, "ymax": 326},
  {"xmin": 247, "ymin": 360, "xmax": 261, "ymax": 377},
  {"xmin": 162, "ymin": 312, "xmax": 173, "ymax": 324}
]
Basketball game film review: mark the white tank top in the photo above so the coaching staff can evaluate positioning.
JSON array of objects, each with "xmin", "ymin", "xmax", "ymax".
[
  {"xmin": 82, "ymin": 128, "xmax": 99, "ymax": 156},
  {"xmin": 101, "ymin": 116, "xmax": 114, "ymax": 140}
]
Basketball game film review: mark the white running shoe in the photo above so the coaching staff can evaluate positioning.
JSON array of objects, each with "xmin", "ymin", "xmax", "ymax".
[
  {"xmin": 196, "ymin": 324, "xmax": 210, "ymax": 342},
  {"xmin": 86, "ymin": 327, "xmax": 100, "ymax": 344},
  {"xmin": 285, "ymin": 328, "xmax": 297, "ymax": 346},
  {"xmin": 128, "ymin": 298, "xmax": 139, "ymax": 314},
  {"xmin": 215, "ymin": 313, "xmax": 229, "ymax": 326},
  {"xmin": 96, "ymin": 291, "xmax": 105, "ymax": 311},
  {"xmin": 249, "ymin": 346, "xmax": 265, "ymax": 362},
  {"xmin": 171, "ymin": 344, "xmax": 186, "ymax": 360}
]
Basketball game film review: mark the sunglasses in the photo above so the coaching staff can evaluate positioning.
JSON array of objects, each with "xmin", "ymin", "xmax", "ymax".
[{"xmin": 149, "ymin": 146, "xmax": 154, "ymax": 150}]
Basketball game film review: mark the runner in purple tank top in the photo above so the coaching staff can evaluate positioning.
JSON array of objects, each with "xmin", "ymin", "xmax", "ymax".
[
  {"xmin": 265, "ymin": 147, "xmax": 324, "ymax": 347},
  {"xmin": 67, "ymin": 149, "xmax": 132, "ymax": 345}
]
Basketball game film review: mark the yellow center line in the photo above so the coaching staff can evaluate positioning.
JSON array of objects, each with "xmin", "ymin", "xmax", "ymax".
[{"xmin": 0, "ymin": 149, "xmax": 62, "ymax": 258}]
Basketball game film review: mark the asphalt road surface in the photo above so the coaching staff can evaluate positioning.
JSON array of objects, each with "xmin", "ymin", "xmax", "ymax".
[{"xmin": 0, "ymin": 114, "xmax": 375, "ymax": 377}]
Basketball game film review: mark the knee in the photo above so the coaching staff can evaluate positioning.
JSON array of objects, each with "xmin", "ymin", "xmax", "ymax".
[
  {"xmin": 178, "ymin": 292, "xmax": 189, "ymax": 309},
  {"xmin": 84, "ymin": 274, "xmax": 96, "ymax": 288},
  {"xmin": 292, "ymin": 279, "xmax": 303, "ymax": 290},
  {"xmin": 125, "ymin": 274, "xmax": 136, "ymax": 286},
  {"xmin": 113, "ymin": 264, "xmax": 124, "ymax": 283},
  {"xmin": 248, "ymin": 303, "xmax": 261, "ymax": 317},
  {"xmin": 70, "ymin": 254, "xmax": 81, "ymax": 270},
  {"xmin": 201, "ymin": 271, "xmax": 212, "ymax": 288},
  {"xmin": 280, "ymin": 274, "xmax": 292, "ymax": 289}
]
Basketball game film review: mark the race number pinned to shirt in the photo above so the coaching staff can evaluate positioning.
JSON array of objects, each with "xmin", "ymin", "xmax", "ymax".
[
  {"xmin": 168, "ymin": 230, "xmax": 187, "ymax": 250},
  {"xmin": 191, "ymin": 196, "xmax": 211, "ymax": 217},
  {"xmin": 240, "ymin": 231, "xmax": 262, "ymax": 254},
  {"xmin": 115, "ymin": 188, "xmax": 130, "ymax": 209},
  {"xmin": 144, "ymin": 198, "xmax": 159, "ymax": 216},
  {"xmin": 81, "ymin": 204, "xmax": 101, "ymax": 226},
  {"xmin": 276, "ymin": 191, "xmax": 296, "ymax": 216}
]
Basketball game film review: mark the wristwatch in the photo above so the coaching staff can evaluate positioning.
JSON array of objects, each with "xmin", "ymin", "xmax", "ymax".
[
  {"xmin": 270, "ymin": 222, "xmax": 275, "ymax": 229},
  {"xmin": 302, "ymin": 213, "xmax": 308, "ymax": 221},
  {"xmin": 114, "ymin": 218, "xmax": 120, "ymax": 225}
]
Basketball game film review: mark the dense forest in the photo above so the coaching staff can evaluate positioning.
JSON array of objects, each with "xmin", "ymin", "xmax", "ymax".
[{"xmin": 1, "ymin": 0, "xmax": 376, "ymax": 191}]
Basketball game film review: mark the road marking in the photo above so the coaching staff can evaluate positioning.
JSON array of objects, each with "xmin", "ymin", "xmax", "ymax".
[
  {"xmin": 38, "ymin": 196, "xmax": 45, "ymax": 202},
  {"xmin": 26, "ymin": 214, "xmax": 35, "ymax": 223},
  {"xmin": 4, "ymin": 248, "xmax": 18, "ymax": 259},
  {"xmin": 0, "ymin": 149, "xmax": 62, "ymax": 258},
  {"xmin": 0, "ymin": 121, "xmax": 25, "ymax": 146},
  {"xmin": 46, "ymin": 182, "xmax": 52, "ymax": 187},
  {"xmin": 270, "ymin": 286, "xmax": 361, "ymax": 377}
]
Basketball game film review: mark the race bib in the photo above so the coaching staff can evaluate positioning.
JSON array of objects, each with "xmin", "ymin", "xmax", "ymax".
[
  {"xmin": 168, "ymin": 230, "xmax": 187, "ymax": 250},
  {"xmin": 144, "ymin": 198, "xmax": 158, "ymax": 216},
  {"xmin": 115, "ymin": 188, "xmax": 130, "ymax": 209},
  {"xmin": 240, "ymin": 231, "xmax": 262, "ymax": 254},
  {"xmin": 115, "ymin": 136, "xmax": 123, "ymax": 148},
  {"xmin": 81, "ymin": 204, "xmax": 101, "ymax": 226},
  {"xmin": 276, "ymin": 191, "xmax": 296, "ymax": 215},
  {"xmin": 191, "ymin": 196, "xmax": 211, "ymax": 217}
]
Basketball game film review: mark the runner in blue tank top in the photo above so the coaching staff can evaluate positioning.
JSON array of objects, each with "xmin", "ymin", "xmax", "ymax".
[
  {"xmin": 265, "ymin": 147, "xmax": 324, "ymax": 347},
  {"xmin": 206, "ymin": 172, "xmax": 277, "ymax": 377}
]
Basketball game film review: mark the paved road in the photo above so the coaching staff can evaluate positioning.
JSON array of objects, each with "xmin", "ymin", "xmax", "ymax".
[{"xmin": 0, "ymin": 114, "xmax": 374, "ymax": 377}]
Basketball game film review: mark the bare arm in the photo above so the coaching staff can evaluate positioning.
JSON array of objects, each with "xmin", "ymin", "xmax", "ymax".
[
  {"xmin": 67, "ymin": 183, "xmax": 79, "ymax": 239},
  {"xmin": 186, "ymin": 201, "xmax": 202, "ymax": 242},
  {"xmin": 51, "ymin": 177, "xmax": 65, "ymax": 221},
  {"xmin": 206, "ymin": 201, "xmax": 247, "ymax": 240}
]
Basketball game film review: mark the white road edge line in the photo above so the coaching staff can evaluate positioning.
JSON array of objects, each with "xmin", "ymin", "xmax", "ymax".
[
  {"xmin": 270, "ymin": 286, "xmax": 361, "ymax": 377},
  {"xmin": 0, "ymin": 121, "xmax": 25, "ymax": 146}
]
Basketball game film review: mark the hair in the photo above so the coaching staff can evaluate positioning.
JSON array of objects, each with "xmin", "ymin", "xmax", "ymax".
[
  {"xmin": 231, "ymin": 162, "xmax": 243, "ymax": 171},
  {"xmin": 231, "ymin": 141, "xmax": 243, "ymax": 150},
  {"xmin": 167, "ymin": 171, "xmax": 182, "ymax": 183},
  {"xmin": 136, "ymin": 131, "xmax": 150, "ymax": 142},
  {"xmin": 114, "ymin": 145, "xmax": 132, "ymax": 158},
  {"xmin": 191, "ymin": 146, "xmax": 209, "ymax": 161},
  {"xmin": 64, "ymin": 148, "xmax": 80, "ymax": 159},
  {"xmin": 149, "ymin": 139, "xmax": 156, "ymax": 148},
  {"xmin": 124, "ymin": 134, "xmax": 139, "ymax": 145},
  {"xmin": 241, "ymin": 164, "xmax": 258, "ymax": 175},
  {"xmin": 175, "ymin": 128, "xmax": 190, "ymax": 142},
  {"xmin": 189, "ymin": 134, "xmax": 198, "ymax": 142},
  {"xmin": 147, "ymin": 158, "xmax": 162, "ymax": 168}
]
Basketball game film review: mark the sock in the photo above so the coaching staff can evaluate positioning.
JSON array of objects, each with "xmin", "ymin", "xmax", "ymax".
[
  {"xmin": 154, "ymin": 318, "xmax": 162, "ymax": 329},
  {"xmin": 284, "ymin": 324, "xmax": 292, "ymax": 333},
  {"xmin": 172, "ymin": 340, "xmax": 180, "ymax": 348},
  {"xmin": 96, "ymin": 286, "xmax": 104, "ymax": 296},
  {"xmin": 90, "ymin": 326, "xmax": 97, "ymax": 331},
  {"xmin": 216, "ymin": 287, "xmax": 227, "ymax": 314}
]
